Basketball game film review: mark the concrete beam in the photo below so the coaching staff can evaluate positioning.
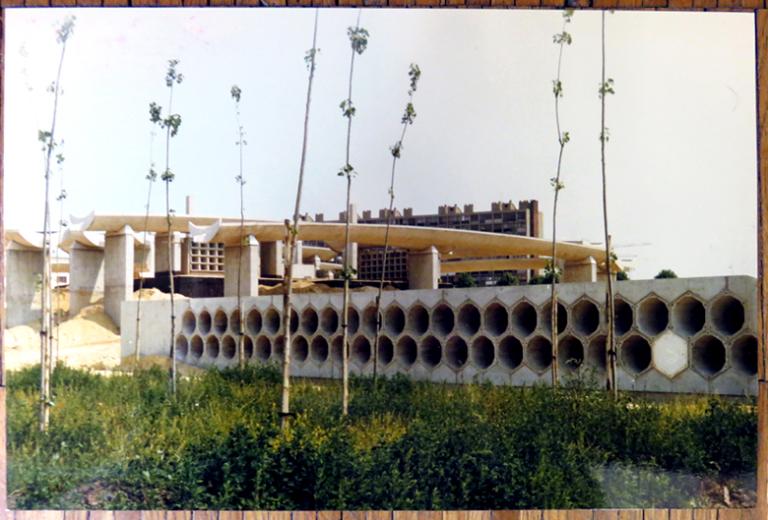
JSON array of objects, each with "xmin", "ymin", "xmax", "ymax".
[
  {"xmin": 104, "ymin": 226, "xmax": 135, "ymax": 326},
  {"xmin": 224, "ymin": 236, "xmax": 260, "ymax": 297},
  {"xmin": 407, "ymin": 246, "xmax": 440, "ymax": 290}
]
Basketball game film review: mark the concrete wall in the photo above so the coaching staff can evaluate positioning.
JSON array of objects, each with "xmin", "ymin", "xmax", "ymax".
[
  {"xmin": 6, "ymin": 248, "xmax": 43, "ymax": 328},
  {"xmin": 121, "ymin": 275, "xmax": 758, "ymax": 395}
]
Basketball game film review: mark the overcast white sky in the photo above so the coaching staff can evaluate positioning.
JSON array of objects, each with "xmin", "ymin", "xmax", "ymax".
[{"xmin": 3, "ymin": 8, "xmax": 757, "ymax": 280}]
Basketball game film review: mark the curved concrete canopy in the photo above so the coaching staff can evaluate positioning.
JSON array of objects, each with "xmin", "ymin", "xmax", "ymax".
[
  {"xmin": 4, "ymin": 230, "xmax": 43, "ymax": 250},
  {"xmin": 58, "ymin": 230, "xmax": 106, "ymax": 252}
]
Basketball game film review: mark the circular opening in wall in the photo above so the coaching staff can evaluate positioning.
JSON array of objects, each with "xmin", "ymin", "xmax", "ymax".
[
  {"xmin": 558, "ymin": 335, "xmax": 584, "ymax": 373},
  {"xmin": 175, "ymin": 335, "xmax": 188, "ymax": 359},
  {"xmin": 499, "ymin": 336, "xmax": 523, "ymax": 370},
  {"xmin": 182, "ymin": 311, "xmax": 196, "ymax": 335},
  {"xmin": 638, "ymin": 297, "xmax": 669, "ymax": 336},
  {"xmin": 407, "ymin": 304, "xmax": 429, "ymax": 336},
  {"xmin": 301, "ymin": 308, "xmax": 319, "ymax": 335},
  {"xmin": 214, "ymin": 309, "xmax": 228, "ymax": 335},
  {"xmin": 420, "ymin": 336, "xmax": 442, "ymax": 368},
  {"xmin": 384, "ymin": 306, "xmax": 406, "ymax": 336},
  {"xmin": 620, "ymin": 335, "xmax": 652, "ymax": 375},
  {"xmin": 693, "ymin": 335, "xmax": 726, "ymax": 377},
  {"xmin": 320, "ymin": 307, "xmax": 339, "ymax": 334},
  {"xmin": 527, "ymin": 336, "xmax": 552, "ymax": 373},
  {"xmin": 445, "ymin": 336, "xmax": 468, "ymax": 369},
  {"xmin": 222, "ymin": 335, "xmax": 236, "ymax": 359},
  {"xmin": 732, "ymin": 335, "xmax": 757, "ymax": 376},
  {"xmin": 457, "ymin": 304, "xmax": 481, "ymax": 337},
  {"xmin": 273, "ymin": 337, "xmax": 285, "ymax": 360},
  {"xmin": 198, "ymin": 311, "xmax": 212, "ymax": 335},
  {"xmin": 244, "ymin": 336, "xmax": 254, "ymax": 359},
  {"xmin": 432, "ymin": 304, "xmax": 455, "ymax": 337},
  {"xmin": 614, "ymin": 299, "xmax": 633, "ymax": 336},
  {"xmin": 290, "ymin": 309, "xmax": 299, "ymax": 334},
  {"xmin": 486, "ymin": 302, "xmax": 510, "ymax": 336},
  {"xmin": 711, "ymin": 295, "xmax": 745, "ymax": 336},
  {"xmin": 246, "ymin": 308, "xmax": 262, "ymax": 335},
  {"xmin": 397, "ymin": 336, "xmax": 417, "ymax": 366},
  {"xmin": 540, "ymin": 301, "xmax": 567, "ymax": 335},
  {"xmin": 378, "ymin": 336, "xmax": 394, "ymax": 366},
  {"xmin": 310, "ymin": 336, "xmax": 329, "ymax": 363},
  {"xmin": 572, "ymin": 300, "xmax": 600, "ymax": 336},
  {"xmin": 672, "ymin": 296, "xmax": 705, "ymax": 337},
  {"xmin": 363, "ymin": 306, "xmax": 378, "ymax": 336},
  {"xmin": 352, "ymin": 336, "xmax": 371, "ymax": 365},
  {"xmin": 205, "ymin": 335, "xmax": 220, "ymax": 358},
  {"xmin": 190, "ymin": 335, "xmax": 203, "ymax": 359},
  {"xmin": 264, "ymin": 308, "xmax": 280, "ymax": 335},
  {"xmin": 292, "ymin": 336, "xmax": 309, "ymax": 363},
  {"xmin": 255, "ymin": 336, "xmax": 271, "ymax": 361},
  {"xmin": 347, "ymin": 307, "xmax": 360, "ymax": 335},
  {"xmin": 230, "ymin": 309, "xmax": 242, "ymax": 335},
  {"xmin": 471, "ymin": 336, "xmax": 495, "ymax": 369},
  {"xmin": 331, "ymin": 335, "xmax": 344, "ymax": 363},
  {"xmin": 587, "ymin": 335, "xmax": 607, "ymax": 373}
]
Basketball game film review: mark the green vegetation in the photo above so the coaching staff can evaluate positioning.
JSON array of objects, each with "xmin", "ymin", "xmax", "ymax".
[
  {"xmin": 496, "ymin": 272, "xmax": 519, "ymax": 286},
  {"xmin": 454, "ymin": 273, "xmax": 477, "ymax": 288},
  {"xmin": 655, "ymin": 269, "xmax": 678, "ymax": 279},
  {"xmin": 8, "ymin": 365, "xmax": 756, "ymax": 510}
]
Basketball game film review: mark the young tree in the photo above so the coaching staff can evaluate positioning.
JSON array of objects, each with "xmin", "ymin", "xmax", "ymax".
[
  {"xmin": 455, "ymin": 273, "xmax": 477, "ymax": 288},
  {"xmin": 38, "ymin": 15, "xmax": 75, "ymax": 432},
  {"xmin": 281, "ymin": 10, "xmax": 320, "ymax": 430},
  {"xmin": 149, "ymin": 59, "xmax": 184, "ymax": 395},
  {"xmin": 339, "ymin": 12, "xmax": 369, "ymax": 417},
  {"xmin": 549, "ymin": 9, "xmax": 574, "ymax": 388},
  {"xmin": 655, "ymin": 269, "xmax": 678, "ymax": 279},
  {"xmin": 372, "ymin": 63, "xmax": 421, "ymax": 383},
  {"xmin": 231, "ymin": 84, "xmax": 247, "ymax": 369}
]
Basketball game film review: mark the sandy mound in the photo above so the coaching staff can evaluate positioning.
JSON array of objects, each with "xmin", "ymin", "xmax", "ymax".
[
  {"xmin": 4, "ymin": 303, "xmax": 119, "ymax": 350},
  {"xmin": 133, "ymin": 288, "xmax": 187, "ymax": 300},
  {"xmin": 259, "ymin": 280, "xmax": 341, "ymax": 295}
]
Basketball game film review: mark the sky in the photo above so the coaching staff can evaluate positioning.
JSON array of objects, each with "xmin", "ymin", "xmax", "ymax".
[{"xmin": 3, "ymin": 7, "xmax": 758, "ymax": 280}]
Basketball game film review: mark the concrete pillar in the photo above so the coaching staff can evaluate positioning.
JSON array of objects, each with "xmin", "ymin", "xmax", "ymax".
[
  {"xmin": 104, "ymin": 226, "xmax": 134, "ymax": 327},
  {"xmin": 261, "ymin": 241, "xmax": 285, "ymax": 277},
  {"xmin": 155, "ymin": 232, "xmax": 182, "ymax": 274},
  {"xmin": 224, "ymin": 236, "xmax": 260, "ymax": 297},
  {"xmin": 348, "ymin": 204, "xmax": 358, "ymax": 275},
  {"xmin": 134, "ymin": 232, "xmax": 155, "ymax": 279},
  {"xmin": 69, "ymin": 242, "xmax": 105, "ymax": 316},
  {"xmin": 6, "ymin": 245, "xmax": 43, "ymax": 327},
  {"xmin": 562, "ymin": 256, "xmax": 597, "ymax": 283},
  {"xmin": 407, "ymin": 246, "xmax": 440, "ymax": 290}
]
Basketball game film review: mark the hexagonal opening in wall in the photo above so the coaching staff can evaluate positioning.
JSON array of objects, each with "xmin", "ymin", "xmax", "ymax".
[
  {"xmin": 485, "ymin": 302, "xmax": 510, "ymax": 336},
  {"xmin": 273, "ymin": 336, "xmax": 285, "ymax": 360},
  {"xmin": 672, "ymin": 295, "xmax": 705, "ymax": 337},
  {"xmin": 246, "ymin": 308, "xmax": 262, "ymax": 335},
  {"xmin": 255, "ymin": 336, "xmax": 271, "ymax": 362},
  {"xmin": 572, "ymin": 299, "xmax": 600, "ymax": 337},
  {"xmin": 175, "ymin": 335, "xmax": 188, "ymax": 359},
  {"xmin": 637, "ymin": 296, "xmax": 669, "ymax": 336},
  {"xmin": 711, "ymin": 294, "xmax": 745, "ymax": 336},
  {"xmin": 558, "ymin": 335, "xmax": 584, "ymax": 373},
  {"xmin": 620, "ymin": 335, "xmax": 652, "ymax": 375},
  {"xmin": 190, "ymin": 335, "xmax": 204, "ymax": 359},
  {"xmin": 407, "ymin": 304, "xmax": 429, "ymax": 336},
  {"xmin": 244, "ymin": 336, "xmax": 254, "ymax": 359},
  {"xmin": 378, "ymin": 336, "xmax": 394, "ymax": 366},
  {"xmin": 384, "ymin": 305, "xmax": 406, "ymax": 336},
  {"xmin": 362, "ymin": 305, "xmax": 378, "ymax": 336},
  {"xmin": 471, "ymin": 336, "xmax": 495, "ymax": 369},
  {"xmin": 206, "ymin": 335, "xmax": 220, "ymax": 358},
  {"xmin": 214, "ymin": 309, "xmax": 228, "ymax": 335},
  {"xmin": 692, "ymin": 334, "xmax": 726, "ymax": 377},
  {"xmin": 396, "ymin": 336, "xmax": 417, "ymax": 367},
  {"xmin": 432, "ymin": 304, "xmax": 455, "ymax": 337},
  {"xmin": 526, "ymin": 336, "xmax": 552, "ymax": 373},
  {"xmin": 457, "ymin": 303, "xmax": 481, "ymax": 337},
  {"xmin": 587, "ymin": 335, "xmax": 607, "ymax": 373},
  {"xmin": 512, "ymin": 301, "xmax": 537, "ymax": 337},
  {"xmin": 540, "ymin": 300, "xmax": 567, "ymax": 335},
  {"xmin": 222, "ymin": 335, "xmax": 236, "ymax": 359},
  {"xmin": 732, "ymin": 334, "xmax": 757, "ymax": 376},
  {"xmin": 182, "ymin": 310, "xmax": 196, "ymax": 335},
  {"xmin": 230, "ymin": 309, "xmax": 242, "ymax": 335},
  {"xmin": 614, "ymin": 298, "xmax": 633, "ymax": 336},
  {"xmin": 499, "ymin": 336, "xmax": 523, "ymax": 370},
  {"xmin": 347, "ymin": 307, "xmax": 360, "ymax": 335},
  {"xmin": 301, "ymin": 307, "xmax": 319, "ymax": 335},
  {"xmin": 352, "ymin": 336, "xmax": 371, "ymax": 365},
  {"xmin": 320, "ymin": 307, "xmax": 339, "ymax": 334},
  {"xmin": 445, "ymin": 336, "xmax": 468, "ymax": 369},
  {"xmin": 290, "ymin": 308, "xmax": 299, "ymax": 334},
  {"xmin": 198, "ymin": 310, "xmax": 212, "ymax": 335},
  {"xmin": 311, "ymin": 336, "xmax": 329, "ymax": 363},
  {"xmin": 420, "ymin": 336, "xmax": 442, "ymax": 368},
  {"xmin": 331, "ymin": 335, "xmax": 344, "ymax": 363},
  {"xmin": 264, "ymin": 308, "xmax": 280, "ymax": 335},
  {"xmin": 292, "ymin": 336, "xmax": 309, "ymax": 363}
]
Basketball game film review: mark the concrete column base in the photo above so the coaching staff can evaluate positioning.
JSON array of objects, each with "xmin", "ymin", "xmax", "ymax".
[
  {"xmin": 104, "ymin": 226, "xmax": 135, "ymax": 327},
  {"xmin": 6, "ymin": 247, "xmax": 43, "ymax": 327},
  {"xmin": 224, "ymin": 237, "xmax": 260, "ymax": 297},
  {"xmin": 155, "ymin": 232, "xmax": 182, "ymax": 274},
  {"xmin": 407, "ymin": 246, "xmax": 440, "ymax": 290}
]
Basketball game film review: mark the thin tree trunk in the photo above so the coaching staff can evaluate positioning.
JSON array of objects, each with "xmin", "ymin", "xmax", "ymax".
[
  {"xmin": 281, "ymin": 9, "xmax": 319, "ymax": 430},
  {"xmin": 237, "ymin": 111, "xmax": 246, "ymax": 370},
  {"xmin": 165, "ymin": 86, "xmax": 177, "ymax": 396},
  {"xmin": 134, "ymin": 132, "xmax": 156, "ymax": 366}
]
